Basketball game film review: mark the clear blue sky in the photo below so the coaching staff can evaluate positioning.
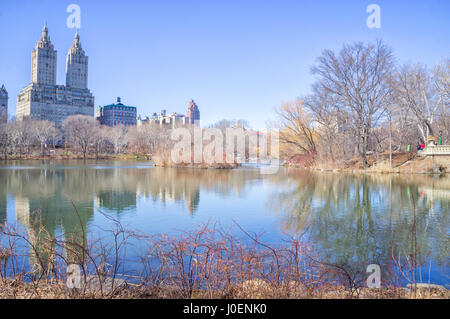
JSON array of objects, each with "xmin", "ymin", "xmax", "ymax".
[{"xmin": 0, "ymin": 0, "xmax": 449, "ymax": 128}]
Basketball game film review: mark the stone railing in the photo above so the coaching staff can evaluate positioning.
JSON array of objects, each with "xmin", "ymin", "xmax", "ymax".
[{"xmin": 418, "ymin": 145, "xmax": 450, "ymax": 156}]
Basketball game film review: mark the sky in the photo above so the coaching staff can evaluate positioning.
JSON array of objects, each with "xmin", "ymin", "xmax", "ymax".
[{"xmin": 0, "ymin": 0, "xmax": 449, "ymax": 128}]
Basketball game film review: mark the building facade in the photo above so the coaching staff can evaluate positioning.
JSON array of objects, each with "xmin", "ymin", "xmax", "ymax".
[
  {"xmin": 16, "ymin": 25, "xmax": 94, "ymax": 125},
  {"xmin": 97, "ymin": 97, "xmax": 137, "ymax": 127},
  {"xmin": 138, "ymin": 109, "xmax": 187, "ymax": 128},
  {"xmin": 137, "ymin": 100, "xmax": 201, "ymax": 128},
  {"xmin": 187, "ymin": 99, "xmax": 200, "ymax": 125},
  {"xmin": 0, "ymin": 84, "xmax": 7, "ymax": 123}
]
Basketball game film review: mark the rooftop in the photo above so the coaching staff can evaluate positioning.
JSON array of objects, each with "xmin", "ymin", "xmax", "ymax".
[{"xmin": 102, "ymin": 97, "xmax": 136, "ymax": 110}]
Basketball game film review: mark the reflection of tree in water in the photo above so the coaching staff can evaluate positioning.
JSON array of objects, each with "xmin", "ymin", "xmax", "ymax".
[
  {"xmin": 0, "ymin": 201, "xmax": 5, "ymax": 225},
  {"xmin": 268, "ymin": 170, "xmax": 449, "ymax": 277},
  {"xmin": 1, "ymin": 166, "xmax": 94, "ymax": 274},
  {"xmin": 0, "ymin": 173, "xmax": 6, "ymax": 225},
  {"xmin": 186, "ymin": 189, "xmax": 200, "ymax": 216},
  {"xmin": 3, "ymin": 163, "xmax": 262, "ymax": 219},
  {"xmin": 132, "ymin": 167, "xmax": 260, "ymax": 215},
  {"xmin": 1, "ymin": 162, "xmax": 263, "ymax": 272},
  {"xmin": 26, "ymin": 193, "xmax": 93, "ymax": 271},
  {"xmin": 97, "ymin": 191, "xmax": 136, "ymax": 213}
]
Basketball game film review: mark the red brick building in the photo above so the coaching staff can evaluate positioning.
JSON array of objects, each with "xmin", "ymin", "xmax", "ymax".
[{"xmin": 186, "ymin": 99, "xmax": 200, "ymax": 125}]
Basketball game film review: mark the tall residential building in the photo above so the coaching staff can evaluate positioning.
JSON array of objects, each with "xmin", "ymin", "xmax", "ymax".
[
  {"xmin": 97, "ymin": 97, "xmax": 137, "ymax": 127},
  {"xmin": 66, "ymin": 32, "xmax": 88, "ymax": 89},
  {"xmin": 31, "ymin": 23, "xmax": 57, "ymax": 85},
  {"xmin": 187, "ymin": 99, "xmax": 200, "ymax": 125},
  {"xmin": 17, "ymin": 25, "xmax": 94, "ymax": 125},
  {"xmin": 0, "ymin": 84, "xmax": 8, "ymax": 122}
]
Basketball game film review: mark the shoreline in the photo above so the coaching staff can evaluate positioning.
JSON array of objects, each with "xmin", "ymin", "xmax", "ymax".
[
  {"xmin": 285, "ymin": 153, "xmax": 449, "ymax": 176},
  {"xmin": 0, "ymin": 278, "xmax": 447, "ymax": 299},
  {"xmin": 1, "ymin": 154, "xmax": 449, "ymax": 176}
]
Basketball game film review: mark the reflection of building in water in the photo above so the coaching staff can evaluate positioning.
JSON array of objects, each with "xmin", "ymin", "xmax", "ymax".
[
  {"xmin": 418, "ymin": 186, "xmax": 450, "ymax": 217},
  {"xmin": 185, "ymin": 190, "xmax": 200, "ymax": 216},
  {"xmin": 137, "ymin": 177, "xmax": 201, "ymax": 216},
  {"xmin": 419, "ymin": 187, "xmax": 450, "ymax": 202},
  {"xmin": 15, "ymin": 193, "xmax": 94, "ymax": 273},
  {"xmin": 158, "ymin": 189, "xmax": 174, "ymax": 202},
  {"xmin": 96, "ymin": 190, "xmax": 136, "ymax": 213},
  {"xmin": 15, "ymin": 196, "xmax": 31, "ymax": 225},
  {"xmin": 158, "ymin": 185, "xmax": 200, "ymax": 215},
  {"xmin": 15, "ymin": 196, "xmax": 42, "ymax": 272}
]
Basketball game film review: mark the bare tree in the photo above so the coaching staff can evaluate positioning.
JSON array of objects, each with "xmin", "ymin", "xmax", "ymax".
[
  {"xmin": 434, "ymin": 58, "xmax": 450, "ymax": 108},
  {"xmin": 0, "ymin": 123, "xmax": 10, "ymax": 159},
  {"xmin": 303, "ymin": 87, "xmax": 348, "ymax": 162},
  {"xmin": 63, "ymin": 115, "xmax": 98, "ymax": 160},
  {"xmin": 7, "ymin": 119, "xmax": 35, "ymax": 156},
  {"xmin": 92, "ymin": 125, "xmax": 108, "ymax": 158},
  {"xmin": 137, "ymin": 123, "xmax": 172, "ymax": 156},
  {"xmin": 107, "ymin": 125, "xmax": 129, "ymax": 155},
  {"xmin": 311, "ymin": 40, "xmax": 394, "ymax": 168},
  {"xmin": 392, "ymin": 63, "xmax": 444, "ymax": 142},
  {"xmin": 276, "ymin": 99, "xmax": 317, "ymax": 157},
  {"xmin": 434, "ymin": 58, "xmax": 450, "ymax": 143},
  {"xmin": 31, "ymin": 120, "xmax": 59, "ymax": 156}
]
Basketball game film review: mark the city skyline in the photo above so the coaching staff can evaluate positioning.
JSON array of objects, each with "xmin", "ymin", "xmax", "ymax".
[
  {"xmin": 16, "ymin": 25, "xmax": 95, "ymax": 124},
  {"xmin": 0, "ymin": 0, "xmax": 449, "ymax": 128}
]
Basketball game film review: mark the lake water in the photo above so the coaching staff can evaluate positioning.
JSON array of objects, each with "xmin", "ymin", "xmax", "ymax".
[{"xmin": 0, "ymin": 160, "xmax": 448, "ymax": 287}]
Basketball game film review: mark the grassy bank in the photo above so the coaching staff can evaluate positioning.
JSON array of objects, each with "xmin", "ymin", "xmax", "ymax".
[{"xmin": 0, "ymin": 278, "xmax": 447, "ymax": 299}]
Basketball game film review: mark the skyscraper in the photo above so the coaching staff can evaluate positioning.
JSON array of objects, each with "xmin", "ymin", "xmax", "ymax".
[
  {"xmin": 0, "ymin": 84, "xmax": 7, "ymax": 123},
  {"xmin": 65, "ymin": 32, "xmax": 88, "ymax": 89},
  {"xmin": 186, "ymin": 99, "xmax": 200, "ymax": 125},
  {"xmin": 17, "ymin": 25, "xmax": 95, "ymax": 124},
  {"xmin": 31, "ymin": 23, "xmax": 57, "ymax": 86}
]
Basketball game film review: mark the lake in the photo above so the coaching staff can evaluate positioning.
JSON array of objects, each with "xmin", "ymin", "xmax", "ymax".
[{"xmin": 0, "ymin": 160, "xmax": 448, "ymax": 287}]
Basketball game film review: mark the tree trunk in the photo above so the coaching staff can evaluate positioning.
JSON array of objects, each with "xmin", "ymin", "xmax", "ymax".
[
  {"xmin": 425, "ymin": 121, "xmax": 434, "ymax": 137},
  {"xmin": 361, "ymin": 132, "xmax": 368, "ymax": 169}
]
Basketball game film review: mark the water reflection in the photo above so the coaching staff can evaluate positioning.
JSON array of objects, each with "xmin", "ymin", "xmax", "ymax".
[
  {"xmin": 0, "ymin": 161, "xmax": 448, "ymax": 284},
  {"xmin": 0, "ymin": 161, "xmax": 263, "ymax": 239},
  {"xmin": 268, "ymin": 170, "xmax": 449, "ymax": 281},
  {"xmin": 0, "ymin": 176, "xmax": 6, "ymax": 224}
]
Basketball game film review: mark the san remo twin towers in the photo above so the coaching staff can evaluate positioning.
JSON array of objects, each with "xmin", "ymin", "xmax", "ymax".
[{"xmin": 17, "ymin": 25, "xmax": 94, "ymax": 124}]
